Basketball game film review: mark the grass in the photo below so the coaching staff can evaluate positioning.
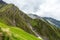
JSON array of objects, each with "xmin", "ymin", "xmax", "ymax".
[{"xmin": 0, "ymin": 22, "xmax": 41, "ymax": 40}]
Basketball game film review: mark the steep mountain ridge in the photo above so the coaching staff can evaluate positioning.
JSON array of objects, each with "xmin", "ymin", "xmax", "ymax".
[
  {"xmin": 28, "ymin": 14, "xmax": 60, "ymax": 40},
  {"xmin": 0, "ymin": 4, "xmax": 34, "ymax": 35},
  {"xmin": 28, "ymin": 14, "xmax": 60, "ymax": 27},
  {"xmin": 0, "ymin": 0, "xmax": 6, "ymax": 8},
  {"xmin": 0, "ymin": 1, "xmax": 60, "ymax": 40},
  {"xmin": 44, "ymin": 17, "xmax": 60, "ymax": 27},
  {"xmin": 30, "ymin": 18, "xmax": 60, "ymax": 40}
]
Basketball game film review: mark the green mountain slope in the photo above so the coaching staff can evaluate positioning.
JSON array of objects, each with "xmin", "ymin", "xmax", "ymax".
[
  {"xmin": 30, "ymin": 18, "xmax": 60, "ymax": 40},
  {"xmin": 0, "ymin": 4, "xmax": 33, "ymax": 33},
  {"xmin": 0, "ymin": 1, "xmax": 60, "ymax": 40},
  {"xmin": 0, "ymin": 4, "xmax": 42, "ymax": 40},
  {"xmin": 0, "ymin": 22, "xmax": 41, "ymax": 40}
]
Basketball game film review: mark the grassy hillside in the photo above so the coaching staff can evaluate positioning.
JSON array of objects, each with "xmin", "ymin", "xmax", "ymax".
[
  {"xmin": 0, "ymin": 4, "xmax": 33, "ymax": 34},
  {"xmin": 0, "ymin": 4, "xmax": 42, "ymax": 40},
  {"xmin": 0, "ymin": 1, "xmax": 60, "ymax": 40},
  {"xmin": 0, "ymin": 22, "xmax": 41, "ymax": 40}
]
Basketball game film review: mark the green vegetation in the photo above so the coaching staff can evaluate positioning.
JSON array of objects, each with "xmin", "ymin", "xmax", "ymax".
[
  {"xmin": 0, "ymin": 3, "xmax": 42, "ymax": 40},
  {"xmin": 0, "ymin": 1, "xmax": 60, "ymax": 40},
  {"xmin": 30, "ymin": 19, "xmax": 60, "ymax": 40},
  {"xmin": 0, "ymin": 4, "xmax": 33, "ymax": 34},
  {"xmin": 0, "ymin": 22, "xmax": 41, "ymax": 40}
]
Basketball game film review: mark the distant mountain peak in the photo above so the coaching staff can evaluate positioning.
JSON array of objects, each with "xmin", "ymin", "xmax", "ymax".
[
  {"xmin": 0, "ymin": 0, "xmax": 6, "ymax": 4},
  {"xmin": 28, "ymin": 14, "xmax": 41, "ymax": 19}
]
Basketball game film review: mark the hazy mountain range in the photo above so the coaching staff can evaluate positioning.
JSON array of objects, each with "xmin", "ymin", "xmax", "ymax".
[
  {"xmin": 0, "ymin": 0, "xmax": 60, "ymax": 40},
  {"xmin": 28, "ymin": 14, "xmax": 60, "ymax": 27}
]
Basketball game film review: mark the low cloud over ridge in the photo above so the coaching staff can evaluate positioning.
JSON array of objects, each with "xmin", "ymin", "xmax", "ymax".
[{"xmin": 3, "ymin": 0, "xmax": 60, "ymax": 20}]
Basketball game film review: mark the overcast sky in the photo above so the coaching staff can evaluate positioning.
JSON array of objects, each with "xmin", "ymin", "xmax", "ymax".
[{"xmin": 3, "ymin": 0, "xmax": 60, "ymax": 20}]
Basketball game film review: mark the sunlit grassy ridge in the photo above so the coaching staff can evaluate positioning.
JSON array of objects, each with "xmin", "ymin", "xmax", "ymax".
[{"xmin": 0, "ymin": 22, "xmax": 41, "ymax": 40}]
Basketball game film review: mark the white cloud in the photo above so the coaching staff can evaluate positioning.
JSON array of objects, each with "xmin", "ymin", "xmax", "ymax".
[
  {"xmin": 35, "ymin": 0, "xmax": 60, "ymax": 20},
  {"xmin": 3, "ymin": 0, "xmax": 43, "ymax": 13},
  {"xmin": 3, "ymin": 0, "xmax": 60, "ymax": 20}
]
